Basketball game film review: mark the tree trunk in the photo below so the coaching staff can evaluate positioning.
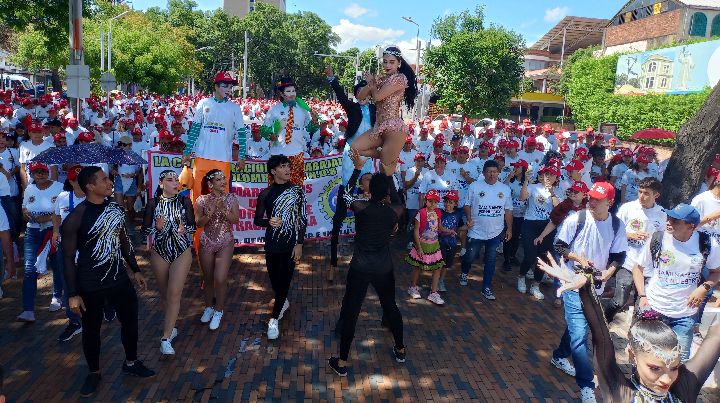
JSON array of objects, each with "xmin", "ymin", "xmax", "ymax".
[
  {"xmin": 660, "ymin": 83, "xmax": 720, "ymax": 207},
  {"xmin": 50, "ymin": 68, "xmax": 62, "ymax": 92}
]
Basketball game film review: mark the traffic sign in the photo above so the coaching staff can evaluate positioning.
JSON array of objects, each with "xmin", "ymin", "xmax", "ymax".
[
  {"xmin": 66, "ymin": 64, "xmax": 91, "ymax": 99},
  {"xmin": 101, "ymin": 72, "xmax": 117, "ymax": 91}
]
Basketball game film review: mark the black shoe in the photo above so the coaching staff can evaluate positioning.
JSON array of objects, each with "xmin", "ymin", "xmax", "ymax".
[
  {"xmin": 80, "ymin": 373, "xmax": 101, "ymax": 397},
  {"xmin": 122, "ymin": 360, "xmax": 155, "ymax": 378},
  {"xmin": 103, "ymin": 308, "xmax": 116, "ymax": 322},
  {"xmin": 328, "ymin": 357, "xmax": 347, "ymax": 376},
  {"xmin": 392, "ymin": 346, "xmax": 406, "ymax": 363},
  {"xmin": 58, "ymin": 322, "xmax": 83, "ymax": 342}
]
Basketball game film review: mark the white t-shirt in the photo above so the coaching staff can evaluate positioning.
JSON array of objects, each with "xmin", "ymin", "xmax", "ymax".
[
  {"xmin": 22, "ymin": 181, "xmax": 64, "ymax": 230},
  {"xmin": 610, "ymin": 162, "xmax": 630, "ymax": 188},
  {"xmin": 616, "ymin": 200, "xmax": 667, "ymax": 272},
  {"xmin": 464, "ymin": 179, "xmax": 513, "ymax": 240},
  {"xmin": 523, "ymin": 183, "xmax": 554, "ymax": 221},
  {"xmin": 416, "ymin": 138, "xmax": 434, "ymax": 156},
  {"xmin": 691, "ymin": 190, "xmax": 720, "ymax": 240},
  {"xmin": 507, "ymin": 179, "xmax": 527, "ymax": 218},
  {"xmin": 404, "ymin": 166, "xmax": 427, "ymax": 210},
  {"xmin": 419, "ymin": 169, "xmax": 459, "ymax": 209},
  {"xmin": 621, "ymin": 169, "xmax": 652, "ymax": 202},
  {"xmin": 556, "ymin": 210, "xmax": 628, "ymax": 294},
  {"xmin": 398, "ymin": 149, "xmax": 417, "ymax": 173},
  {"xmin": 263, "ymin": 102, "xmax": 313, "ymax": 157},
  {"xmin": 446, "ymin": 160, "xmax": 476, "ymax": 203},
  {"xmin": 640, "ymin": 231, "xmax": 720, "ymax": 318},
  {"xmin": 54, "ymin": 190, "xmax": 86, "ymax": 223},
  {"xmin": 247, "ymin": 138, "xmax": 271, "ymax": 160},
  {"xmin": 191, "ymin": 97, "xmax": 245, "ymax": 162},
  {"xmin": 19, "ymin": 141, "xmax": 55, "ymax": 184}
]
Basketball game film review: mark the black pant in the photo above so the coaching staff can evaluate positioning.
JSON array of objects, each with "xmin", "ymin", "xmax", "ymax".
[
  {"xmin": 266, "ymin": 251, "xmax": 296, "ymax": 319},
  {"xmin": 601, "ymin": 269, "xmax": 635, "ymax": 322},
  {"xmin": 520, "ymin": 219, "xmax": 552, "ymax": 282},
  {"xmin": 503, "ymin": 217, "xmax": 524, "ymax": 267},
  {"xmin": 338, "ymin": 268, "xmax": 403, "ymax": 360},
  {"xmin": 330, "ymin": 187, "xmax": 347, "ymax": 267},
  {"xmin": 78, "ymin": 280, "xmax": 138, "ymax": 373}
]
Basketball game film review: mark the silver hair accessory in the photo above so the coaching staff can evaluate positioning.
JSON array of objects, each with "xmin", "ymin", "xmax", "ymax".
[
  {"xmin": 207, "ymin": 171, "xmax": 224, "ymax": 180},
  {"xmin": 383, "ymin": 49, "xmax": 403, "ymax": 58},
  {"xmin": 159, "ymin": 170, "xmax": 178, "ymax": 180},
  {"xmin": 629, "ymin": 327, "xmax": 682, "ymax": 366}
]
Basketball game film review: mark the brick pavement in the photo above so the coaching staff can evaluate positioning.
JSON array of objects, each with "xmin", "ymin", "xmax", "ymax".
[{"xmin": 1, "ymin": 237, "xmax": 718, "ymax": 402}]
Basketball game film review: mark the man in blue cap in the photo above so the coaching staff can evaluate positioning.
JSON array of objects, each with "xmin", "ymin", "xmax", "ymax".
[{"xmin": 633, "ymin": 203, "xmax": 720, "ymax": 361}]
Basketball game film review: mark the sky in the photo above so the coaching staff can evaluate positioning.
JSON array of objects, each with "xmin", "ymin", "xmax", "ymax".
[{"xmin": 136, "ymin": 0, "xmax": 629, "ymax": 61}]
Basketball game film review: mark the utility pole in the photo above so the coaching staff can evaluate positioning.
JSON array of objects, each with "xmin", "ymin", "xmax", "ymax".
[{"xmin": 242, "ymin": 31, "xmax": 249, "ymax": 99}]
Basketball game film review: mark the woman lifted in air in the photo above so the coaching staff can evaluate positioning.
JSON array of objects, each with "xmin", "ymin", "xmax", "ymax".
[{"xmin": 350, "ymin": 46, "xmax": 417, "ymax": 175}]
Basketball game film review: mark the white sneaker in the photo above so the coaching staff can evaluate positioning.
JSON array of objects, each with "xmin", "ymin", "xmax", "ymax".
[
  {"xmin": 278, "ymin": 299, "xmax": 290, "ymax": 320},
  {"xmin": 200, "ymin": 307, "xmax": 214, "ymax": 323},
  {"xmin": 407, "ymin": 286, "xmax": 421, "ymax": 299},
  {"xmin": 438, "ymin": 279, "xmax": 447, "ymax": 292},
  {"xmin": 209, "ymin": 310, "xmax": 223, "ymax": 330},
  {"xmin": 267, "ymin": 318, "xmax": 279, "ymax": 339},
  {"xmin": 550, "ymin": 357, "xmax": 576, "ymax": 377},
  {"xmin": 427, "ymin": 292, "xmax": 445, "ymax": 305},
  {"xmin": 580, "ymin": 387, "xmax": 597, "ymax": 402},
  {"xmin": 160, "ymin": 339, "xmax": 175, "ymax": 355},
  {"xmin": 529, "ymin": 283, "xmax": 545, "ymax": 300},
  {"xmin": 517, "ymin": 277, "xmax": 526, "ymax": 294},
  {"xmin": 459, "ymin": 247, "xmax": 466, "ymax": 256},
  {"xmin": 169, "ymin": 327, "xmax": 178, "ymax": 342},
  {"xmin": 49, "ymin": 297, "xmax": 62, "ymax": 312}
]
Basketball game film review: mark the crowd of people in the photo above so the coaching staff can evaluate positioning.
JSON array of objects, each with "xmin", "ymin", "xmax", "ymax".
[{"xmin": 0, "ymin": 45, "xmax": 719, "ymax": 403}]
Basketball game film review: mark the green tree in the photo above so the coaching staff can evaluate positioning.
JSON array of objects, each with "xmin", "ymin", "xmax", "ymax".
[{"xmin": 424, "ymin": 7, "xmax": 524, "ymax": 118}]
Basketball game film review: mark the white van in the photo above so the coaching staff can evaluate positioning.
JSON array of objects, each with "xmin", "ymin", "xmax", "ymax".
[{"xmin": 1, "ymin": 74, "xmax": 32, "ymax": 93}]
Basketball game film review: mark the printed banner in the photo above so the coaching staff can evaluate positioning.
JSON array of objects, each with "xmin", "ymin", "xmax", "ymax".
[
  {"xmin": 146, "ymin": 151, "xmax": 355, "ymax": 246},
  {"xmin": 614, "ymin": 39, "xmax": 720, "ymax": 95}
]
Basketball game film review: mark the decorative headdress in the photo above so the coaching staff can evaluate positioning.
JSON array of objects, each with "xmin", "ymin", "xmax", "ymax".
[
  {"xmin": 159, "ymin": 170, "xmax": 178, "ymax": 180},
  {"xmin": 383, "ymin": 48, "xmax": 403, "ymax": 58}
]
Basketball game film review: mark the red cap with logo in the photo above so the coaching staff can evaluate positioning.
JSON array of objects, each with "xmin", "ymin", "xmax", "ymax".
[
  {"xmin": 77, "ymin": 131, "xmax": 94, "ymax": 142},
  {"xmin": 564, "ymin": 159, "xmax": 585, "ymax": 171},
  {"xmin": 621, "ymin": 148, "xmax": 634, "ymax": 157},
  {"xmin": 414, "ymin": 152, "xmax": 426, "ymax": 161},
  {"xmin": 67, "ymin": 165, "xmax": 83, "ymax": 182},
  {"xmin": 68, "ymin": 118, "xmax": 78, "ymax": 127},
  {"xmin": 575, "ymin": 147, "xmax": 590, "ymax": 160},
  {"xmin": 707, "ymin": 166, "xmax": 720, "ymax": 178},
  {"xmin": 433, "ymin": 138, "xmax": 444, "ymax": 148},
  {"xmin": 28, "ymin": 161, "xmax": 49, "ymax": 173},
  {"xmin": 493, "ymin": 153, "xmax": 505, "ymax": 161},
  {"xmin": 497, "ymin": 139, "xmax": 508, "ymax": 148},
  {"xmin": 524, "ymin": 136, "xmax": 537, "ymax": 146},
  {"xmin": 28, "ymin": 121, "xmax": 44, "ymax": 133},
  {"xmin": 443, "ymin": 190, "xmax": 459, "ymax": 201},
  {"xmin": 539, "ymin": 165, "xmax": 560, "ymax": 177},
  {"xmin": 159, "ymin": 129, "xmax": 174, "ymax": 139},
  {"xmin": 425, "ymin": 189, "xmax": 441, "ymax": 202},
  {"xmin": 405, "ymin": 135, "xmax": 413, "ymax": 144},
  {"xmin": 511, "ymin": 159, "xmax": 529, "ymax": 169},
  {"xmin": 588, "ymin": 181, "xmax": 615, "ymax": 200},
  {"xmin": 636, "ymin": 154, "xmax": 652, "ymax": 164},
  {"xmin": 559, "ymin": 143, "xmax": 570, "ymax": 153},
  {"xmin": 434, "ymin": 154, "xmax": 447, "ymax": 164},
  {"xmin": 456, "ymin": 145, "xmax": 470, "ymax": 154},
  {"xmin": 52, "ymin": 132, "xmax": 66, "ymax": 142},
  {"xmin": 213, "ymin": 71, "xmax": 238, "ymax": 84},
  {"xmin": 569, "ymin": 181, "xmax": 589, "ymax": 194}
]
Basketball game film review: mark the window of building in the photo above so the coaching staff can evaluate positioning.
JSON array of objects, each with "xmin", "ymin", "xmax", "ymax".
[
  {"xmin": 689, "ymin": 12, "xmax": 708, "ymax": 37},
  {"xmin": 646, "ymin": 77, "xmax": 655, "ymax": 88},
  {"xmin": 712, "ymin": 15, "xmax": 720, "ymax": 37},
  {"xmin": 662, "ymin": 64, "xmax": 670, "ymax": 74},
  {"xmin": 660, "ymin": 78, "xmax": 668, "ymax": 88},
  {"xmin": 648, "ymin": 61, "xmax": 657, "ymax": 72}
]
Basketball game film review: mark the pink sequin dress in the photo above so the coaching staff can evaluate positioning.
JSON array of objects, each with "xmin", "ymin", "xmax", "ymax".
[
  {"xmin": 368, "ymin": 73, "xmax": 408, "ymax": 139},
  {"xmin": 196, "ymin": 193, "xmax": 239, "ymax": 253}
]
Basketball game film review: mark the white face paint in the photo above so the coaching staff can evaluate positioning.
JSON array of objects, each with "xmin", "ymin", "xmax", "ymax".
[
  {"xmin": 281, "ymin": 87, "xmax": 297, "ymax": 102},
  {"xmin": 215, "ymin": 82, "xmax": 233, "ymax": 99}
]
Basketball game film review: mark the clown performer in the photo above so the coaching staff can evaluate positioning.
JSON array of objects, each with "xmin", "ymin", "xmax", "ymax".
[
  {"xmin": 261, "ymin": 77, "xmax": 319, "ymax": 185},
  {"xmin": 181, "ymin": 71, "xmax": 247, "ymax": 201}
]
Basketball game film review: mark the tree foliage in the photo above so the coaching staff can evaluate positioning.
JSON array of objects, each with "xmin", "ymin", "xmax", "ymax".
[
  {"xmin": 562, "ymin": 49, "xmax": 711, "ymax": 144},
  {"xmin": 424, "ymin": 7, "xmax": 524, "ymax": 118}
]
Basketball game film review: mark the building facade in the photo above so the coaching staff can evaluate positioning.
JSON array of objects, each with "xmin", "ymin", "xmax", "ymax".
[{"xmin": 223, "ymin": 0, "xmax": 286, "ymax": 18}]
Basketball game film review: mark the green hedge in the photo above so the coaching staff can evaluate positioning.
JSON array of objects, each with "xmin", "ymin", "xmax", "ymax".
[{"xmin": 563, "ymin": 51, "xmax": 711, "ymax": 146}]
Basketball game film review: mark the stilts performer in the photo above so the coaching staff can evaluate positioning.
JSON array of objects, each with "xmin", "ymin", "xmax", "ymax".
[
  {"xmin": 181, "ymin": 71, "xmax": 247, "ymax": 249},
  {"xmin": 261, "ymin": 77, "xmax": 319, "ymax": 185}
]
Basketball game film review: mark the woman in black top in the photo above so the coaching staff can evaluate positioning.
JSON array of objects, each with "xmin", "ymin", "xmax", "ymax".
[
  {"xmin": 538, "ymin": 253, "xmax": 720, "ymax": 403},
  {"xmin": 328, "ymin": 172, "xmax": 406, "ymax": 377},
  {"xmin": 142, "ymin": 170, "xmax": 196, "ymax": 355},
  {"xmin": 254, "ymin": 155, "xmax": 307, "ymax": 341}
]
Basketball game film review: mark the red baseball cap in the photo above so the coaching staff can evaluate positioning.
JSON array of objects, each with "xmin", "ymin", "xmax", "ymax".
[
  {"xmin": 28, "ymin": 121, "xmax": 44, "ymax": 133},
  {"xmin": 425, "ymin": 189, "xmax": 441, "ymax": 202},
  {"xmin": 433, "ymin": 139, "xmax": 444, "ymax": 147},
  {"xmin": 405, "ymin": 135, "xmax": 413, "ymax": 144},
  {"xmin": 524, "ymin": 137, "xmax": 537, "ymax": 146},
  {"xmin": 67, "ymin": 165, "xmax": 83, "ymax": 182},
  {"xmin": 480, "ymin": 141, "xmax": 493, "ymax": 149},
  {"xmin": 456, "ymin": 145, "xmax": 470, "ymax": 154},
  {"xmin": 28, "ymin": 161, "xmax": 49, "ymax": 173},
  {"xmin": 102, "ymin": 120, "xmax": 113, "ymax": 127},
  {"xmin": 539, "ymin": 165, "xmax": 560, "ymax": 177},
  {"xmin": 52, "ymin": 132, "xmax": 66, "ymax": 142},
  {"xmin": 158, "ymin": 129, "xmax": 174, "ymax": 139},
  {"xmin": 497, "ymin": 139, "xmax": 508, "ymax": 148},
  {"xmin": 76, "ymin": 131, "xmax": 94, "ymax": 142},
  {"xmin": 608, "ymin": 137, "xmax": 618, "ymax": 145},
  {"xmin": 559, "ymin": 143, "xmax": 570, "ymax": 153},
  {"xmin": 213, "ymin": 71, "xmax": 238, "ymax": 84},
  {"xmin": 68, "ymin": 118, "xmax": 78, "ymax": 126},
  {"xmin": 536, "ymin": 143, "xmax": 545, "ymax": 152},
  {"xmin": 493, "ymin": 153, "xmax": 505, "ymax": 161},
  {"xmin": 575, "ymin": 148, "xmax": 590, "ymax": 160},
  {"xmin": 511, "ymin": 159, "xmax": 529, "ymax": 169},
  {"xmin": 443, "ymin": 190, "xmax": 460, "ymax": 201},
  {"xmin": 564, "ymin": 160, "xmax": 585, "ymax": 171},
  {"xmin": 414, "ymin": 152, "xmax": 426, "ymax": 161},
  {"xmin": 621, "ymin": 148, "xmax": 634, "ymax": 157},
  {"xmin": 707, "ymin": 166, "xmax": 720, "ymax": 178},
  {"xmin": 434, "ymin": 154, "xmax": 447, "ymax": 164},
  {"xmin": 569, "ymin": 181, "xmax": 589, "ymax": 194},
  {"xmin": 132, "ymin": 128, "xmax": 142, "ymax": 136},
  {"xmin": 636, "ymin": 154, "xmax": 652, "ymax": 164},
  {"xmin": 588, "ymin": 181, "xmax": 615, "ymax": 200}
]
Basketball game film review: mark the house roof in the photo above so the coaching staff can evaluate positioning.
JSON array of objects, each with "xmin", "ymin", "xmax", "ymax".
[
  {"xmin": 675, "ymin": 0, "xmax": 720, "ymax": 10},
  {"xmin": 530, "ymin": 16, "xmax": 608, "ymax": 55}
]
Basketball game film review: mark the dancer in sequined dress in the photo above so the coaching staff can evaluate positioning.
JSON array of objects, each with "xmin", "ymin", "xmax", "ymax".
[
  {"xmin": 142, "ymin": 170, "xmax": 196, "ymax": 354},
  {"xmin": 350, "ymin": 46, "xmax": 417, "ymax": 176},
  {"xmin": 254, "ymin": 155, "xmax": 307, "ymax": 341},
  {"xmin": 194, "ymin": 169, "xmax": 240, "ymax": 331}
]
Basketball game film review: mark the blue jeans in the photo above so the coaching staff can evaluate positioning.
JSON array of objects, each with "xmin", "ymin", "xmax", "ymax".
[
  {"xmin": 660, "ymin": 315, "xmax": 694, "ymax": 362},
  {"xmin": 22, "ymin": 227, "xmax": 61, "ymax": 312},
  {"xmin": 0, "ymin": 195, "xmax": 19, "ymax": 239},
  {"xmin": 460, "ymin": 234, "xmax": 502, "ymax": 290},
  {"xmin": 553, "ymin": 290, "xmax": 595, "ymax": 389}
]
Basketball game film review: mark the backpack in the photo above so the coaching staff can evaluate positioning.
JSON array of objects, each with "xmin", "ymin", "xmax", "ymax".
[{"xmin": 649, "ymin": 230, "xmax": 711, "ymax": 273}]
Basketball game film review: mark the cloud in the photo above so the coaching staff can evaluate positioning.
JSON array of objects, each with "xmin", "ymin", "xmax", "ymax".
[
  {"xmin": 344, "ymin": 3, "xmax": 369, "ymax": 18},
  {"xmin": 332, "ymin": 19, "xmax": 404, "ymax": 51},
  {"xmin": 544, "ymin": 6, "xmax": 570, "ymax": 23}
]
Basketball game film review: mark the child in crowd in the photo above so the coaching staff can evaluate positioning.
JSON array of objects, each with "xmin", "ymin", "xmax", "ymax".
[
  {"xmin": 406, "ymin": 189, "xmax": 451, "ymax": 305},
  {"xmin": 437, "ymin": 190, "xmax": 466, "ymax": 294}
]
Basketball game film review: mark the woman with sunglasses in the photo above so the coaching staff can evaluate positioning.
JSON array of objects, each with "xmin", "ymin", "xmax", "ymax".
[
  {"xmin": 194, "ymin": 169, "xmax": 239, "ymax": 331},
  {"xmin": 113, "ymin": 136, "xmax": 143, "ymax": 225},
  {"xmin": 143, "ymin": 170, "xmax": 196, "ymax": 354}
]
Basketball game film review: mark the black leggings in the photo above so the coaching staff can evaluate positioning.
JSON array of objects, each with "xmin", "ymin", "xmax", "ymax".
[
  {"xmin": 266, "ymin": 251, "xmax": 296, "ymax": 319},
  {"xmin": 330, "ymin": 187, "xmax": 348, "ymax": 267},
  {"xmin": 78, "ymin": 280, "xmax": 139, "ymax": 373},
  {"xmin": 520, "ymin": 219, "xmax": 553, "ymax": 282},
  {"xmin": 503, "ymin": 217, "xmax": 524, "ymax": 265},
  {"xmin": 338, "ymin": 269, "xmax": 403, "ymax": 361}
]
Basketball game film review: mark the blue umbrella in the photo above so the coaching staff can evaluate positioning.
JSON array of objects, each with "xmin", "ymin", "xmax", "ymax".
[{"xmin": 31, "ymin": 143, "xmax": 147, "ymax": 165}]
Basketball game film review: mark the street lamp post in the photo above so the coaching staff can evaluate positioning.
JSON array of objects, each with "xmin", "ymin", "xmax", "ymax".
[
  {"xmin": 107, "ymin": 10, "xmax": 129, "ymax": 71},
  {"xmin": 402, "ymin": 16, "xmax": 421, "ymax": 120}
]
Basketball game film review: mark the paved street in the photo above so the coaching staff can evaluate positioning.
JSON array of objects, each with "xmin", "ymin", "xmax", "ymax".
[{"xmin": 1, "ymin": 237, "xmax": 718, "ymax": 402}]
